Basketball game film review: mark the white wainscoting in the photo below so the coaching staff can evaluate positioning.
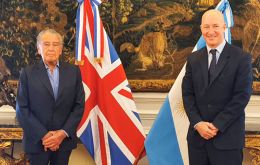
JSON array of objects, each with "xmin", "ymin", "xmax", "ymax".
[{"xmin": 134, "ymin": 93, "xmax": 260, "ymax": 134}]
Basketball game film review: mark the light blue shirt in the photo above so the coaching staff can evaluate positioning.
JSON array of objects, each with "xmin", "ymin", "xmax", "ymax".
[
  {"xmin": 44, "ymin": 62, "xmax": 59, "ymax": 100},
  {"xmin": 44, "ymin": 61, "xmax": 69, "ymax": 137},
  {"xmin": 206, "ymin": 40, "xmax": 226, "ymax": 69}
]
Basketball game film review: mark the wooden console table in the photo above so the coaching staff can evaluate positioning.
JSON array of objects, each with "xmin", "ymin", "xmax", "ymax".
[
  {"xmin": 245, "ymin": 132, "xmax": 260, "ymax": 165},
  {"xmin": 0, "ymin": 118, "xmax": 25, "ymax": 165}
]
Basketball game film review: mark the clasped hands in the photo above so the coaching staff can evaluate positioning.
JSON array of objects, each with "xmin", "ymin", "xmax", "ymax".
[
  {"xmin": 42, "ymin": 130, "xmax": 67, "ymax": 152},
  {"xmin": 195, "ymin": 121, "xmax": 219, "ymax": 140}
]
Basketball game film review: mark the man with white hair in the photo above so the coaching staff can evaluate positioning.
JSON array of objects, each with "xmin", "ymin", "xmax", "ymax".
[{"xmin": 16, "ymin": 29, "xmax": 85, "ymax": 165}]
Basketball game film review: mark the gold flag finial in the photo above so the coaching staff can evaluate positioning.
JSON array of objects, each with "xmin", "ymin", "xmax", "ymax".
[{"xmin": 75, "ymin": 60, "xmax": 84, "ymax": 66}]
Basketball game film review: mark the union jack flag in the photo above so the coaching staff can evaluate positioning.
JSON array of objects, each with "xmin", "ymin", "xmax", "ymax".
[{"xmin": 75, "ymin": 0, "xmax": 145, "ymax": 164}]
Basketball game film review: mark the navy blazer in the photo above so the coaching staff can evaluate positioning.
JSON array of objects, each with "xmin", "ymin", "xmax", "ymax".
[
  {"xmin": 182, "ymin": 43, "xmax": 252, "ymax": 150},
  {"xmin": 16, "ymin": 61, "xmax": 85, "ymax": 153}
]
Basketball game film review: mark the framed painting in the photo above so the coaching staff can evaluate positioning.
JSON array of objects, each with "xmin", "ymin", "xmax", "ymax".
[{"xmin": 0, "ymin": 0, "xmax": 259, "ymax": 108}]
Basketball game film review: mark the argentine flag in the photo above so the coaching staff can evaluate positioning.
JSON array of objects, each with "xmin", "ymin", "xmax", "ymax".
[{"xmin": 144, "ymin": 0, "xmax": 234, "ymax": 164}]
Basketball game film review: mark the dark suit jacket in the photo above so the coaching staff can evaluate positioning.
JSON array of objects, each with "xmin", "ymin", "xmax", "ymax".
[
  {"xmin": 182, "ymin": 43, "xmax": 252, "ymax": 150},
  {"xmin": 16, "ymin": 61, "xmax": 85, "ymax": 153}
]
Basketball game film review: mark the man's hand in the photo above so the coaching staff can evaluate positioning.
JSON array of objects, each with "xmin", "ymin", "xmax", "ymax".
[
  {"xmin": 42, "ymin": 130, "xmax": 67, "ymax": 151},
  {"xmin": 42, "ymin": 131, "xmax": 55, "ymax": 151},
  {"xmin": 195, "ymin": 122, "xmax": 218, "ymax": 140},
  {"xmin": 208, "ymin": 123, "xmax": 219, "ymax": 133}
]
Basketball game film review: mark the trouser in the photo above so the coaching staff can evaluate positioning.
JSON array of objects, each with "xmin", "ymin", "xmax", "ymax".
[
  {"xmin": 188, "ymin": 140, "xmax": 243, "ymax": 165},
  {"xmin": 27, "ymin": 150, "xmax": 72, "ymax": 165}
]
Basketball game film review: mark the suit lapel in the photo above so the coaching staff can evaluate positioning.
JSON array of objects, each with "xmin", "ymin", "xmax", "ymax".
[
  {"xmin": 199, "ymin": 48, "xmax": 209, "ymax": 87},
  {"xmin": 57, "ymin": 62, "xmax": 65, "ymax": 100},
  {"xmin": 209, "ymin": 43, "xmax": 230, "ymax": 86},
  {"xmin": 37, "ymin": 61, "xmax": 55, "ymax": 99}
]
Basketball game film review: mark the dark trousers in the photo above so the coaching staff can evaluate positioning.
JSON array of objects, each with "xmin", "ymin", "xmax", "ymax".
[
  {"xmin": 188, "ymin": 140, "xmax": 243, "ymax": 165},
  {"xmin": 27, "ymin": 150, "xmax": 72, "ymax": 165}
]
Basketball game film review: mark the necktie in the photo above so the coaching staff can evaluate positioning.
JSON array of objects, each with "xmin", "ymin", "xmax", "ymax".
[{"xmin": 209, "ymin": 49, "xmax": 217, "ymax": 83}]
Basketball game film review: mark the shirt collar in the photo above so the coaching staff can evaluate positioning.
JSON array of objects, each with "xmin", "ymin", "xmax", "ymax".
[
  {"xmin": 206, "ymin": 39, "xmax": 226, "ymax": 55},
  {"xmin": 44, "ymin": 61, "xmax": 60, "ymax": 70}
]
